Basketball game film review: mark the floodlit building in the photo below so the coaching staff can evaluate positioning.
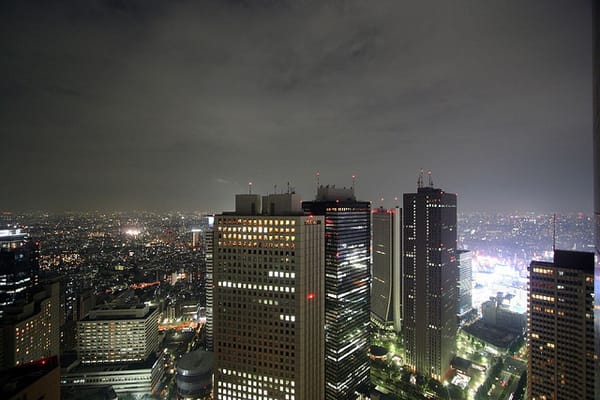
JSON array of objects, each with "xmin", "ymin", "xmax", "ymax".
[
  {"xmin": 371, "ymin": 206, "xmax": 402, "ymax": 332},
  {"xmin": 402, "ymin": 175, "xmax": 458, "ymax": 381},
  {"xmin": 0, "ymin": 281, "xmax": 60, "ymax": 368},
  {"xmin": 303, "ymin": 185, "xmax": 371, "ymax": 400},
  {"xmin": 214, "ymin": 192, "xmax": 325, "ymax": 400},
  {"xmin": 77, "ymin": 304, "xmax": 159, "ymax": 365},
  {"xmin": 456, "ymin": 250, "xmax": 473, "ymax": 315},
  {"xmin": 528, "ymin": 250, "xmax": 595, "ymax": 400}
]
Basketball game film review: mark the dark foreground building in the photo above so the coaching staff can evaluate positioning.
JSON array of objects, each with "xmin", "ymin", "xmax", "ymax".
[
  {"xmin": 402, "ymin": 178, "xmax": 458, "ymax": 381},
  {"xmin": 528, "ymin": 250, "xmax": 595, "ymax": 400}
]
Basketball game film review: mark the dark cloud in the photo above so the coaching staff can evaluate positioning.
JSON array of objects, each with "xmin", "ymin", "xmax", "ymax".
[{"xmin": 0, "ymin": 0, "xmax": 592, "ymax": 213}]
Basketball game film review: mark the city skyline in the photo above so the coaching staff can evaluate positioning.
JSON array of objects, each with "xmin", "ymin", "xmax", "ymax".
[{"xmin": 0, "ymin": 0, "xmax": 592, "ymax": 214}]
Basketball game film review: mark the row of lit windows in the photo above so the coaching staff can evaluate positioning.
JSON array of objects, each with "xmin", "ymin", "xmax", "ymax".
[
  {"xmin": 218, "ymin": 219, "xmax": 296, "ymax": 226},
  {"xmin": 531, "ymin": 294, "xmax": 555, "ymax": 302},
  {"xmin": 219, "ymin": 226, "xmax": 296, "ymax": 234},
  {"xmin": 218, "ymin": 281, "xmax": 295, "ymax": 293},
  {"xmin": 220, "ymin": 234, "xmax": 296, "ymax": 242},
  {"xmin": 219, "ymin": 241, "xmax": 296, "ymax": 249}
]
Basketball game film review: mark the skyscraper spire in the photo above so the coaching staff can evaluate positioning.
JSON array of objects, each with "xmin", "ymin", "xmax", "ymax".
[{"xmin": 417, "ymin": 169, "xmax": 424, "ymax": 189}]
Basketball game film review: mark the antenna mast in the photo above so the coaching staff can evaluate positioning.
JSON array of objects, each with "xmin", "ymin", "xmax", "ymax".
[
  {"xmin": 417, "ymin": 169, "xmax": 424, "ymax": 189},
  {"xmin": 428, "ymin": 170, "xmax": 434, "ymax": 188},
  {"xmin": 248, "ymin": 181, "xmax": 253, "ymax": 194}
]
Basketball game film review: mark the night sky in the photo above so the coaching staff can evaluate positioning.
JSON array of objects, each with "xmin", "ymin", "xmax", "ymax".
[{"xmin": 0, "ymin": 0, "xmax": 592, "ymax": 213}]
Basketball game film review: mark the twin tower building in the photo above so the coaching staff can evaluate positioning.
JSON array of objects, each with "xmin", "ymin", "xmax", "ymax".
[{"xmin": 210, "ymin": 181, "xmax": 458, "ymax": 400}]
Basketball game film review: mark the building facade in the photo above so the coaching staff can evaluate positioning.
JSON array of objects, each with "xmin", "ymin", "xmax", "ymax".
[
  {"xmin": 303, "ymin": 185, "xmax": 371, "ymax": 400},
  {"xmin": 456, "ymin": 250, "xmax": 472, "ymax": 316},
  {"xmin": 213, "ymin": 193, "xmax": 325, "ymax": 400},
  {"xmin": 0, "ymin": 281, "xmax": 60, "ymax": 368},
  {"xmin": 371, "ymin": 206, "xmax": 402, "ymax": 332},
  {"xmin": 61, "ymin": 353, "xmax": 163, "ymax": 395},
  {"xmin": 528, "ymin": 250, "xmax": 595, "ymax": 400},
  {"xmin": 205, "ymin": 218, "xmax": 214, "ymax": 351},
  {"xmin": 77, "ymin": 305, "xmax": 159, "ymax": 365},
  {"xmin": 403, "ymin": 184, "xmax": 458, "ymax": 381}
]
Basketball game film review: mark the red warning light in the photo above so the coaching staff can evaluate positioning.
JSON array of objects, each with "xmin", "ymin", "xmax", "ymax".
[{"xmin": 307, "ymin": 293, "xmax": 315, "ymax": 300}]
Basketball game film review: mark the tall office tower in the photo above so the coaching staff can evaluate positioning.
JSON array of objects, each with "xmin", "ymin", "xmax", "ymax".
[
  {"xmin": 77, "ymin": 304, "xmax": 159, "ymax": 364},
  {"xmin": 0, "ymin": 281, "xmax": 60, "ymax": 368},
  {"xmin": 456, "ymin": 250, "xmax": 473, "ymax": 320},
  {"xmin": 214, "ymin": 193, "xmax": 325, "ymax": 400},
  {"xmin": 204, "ymin": 217, "xmax": 214, "ymax": 351},
  {"xmin": 528, "ymin": 250, "xmax": 595, "ymax": 400},
  {"xmin": 303, "ymin": 185, "xmax": 371, "ymax": 400},
  {"xmin": 0, "ymin": 229, "xmax": 40, "ymax": 311},
  {"xmin": 371, "ymin": 206, "xmax": 402, "ymax": 333},
  {"xmin": 403, "ymin": 178, "xmax": 458, "ymax": 381}
]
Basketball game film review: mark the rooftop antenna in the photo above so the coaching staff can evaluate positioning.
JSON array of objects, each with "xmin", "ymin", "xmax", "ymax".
[
  {"xmin": 427, "ymin": 170, "xmax": 434, "ymax": 188},
  {"xmin": 274, "ymin": 184, "xmax": 277, "ymax": 194},
  {"xmin": 417, "ymin": 169, "xmax": 424, "ymax": 189},
  {"xmin": 316, "ymin": 171, "xmax": 320, "ymax": 190},
  {"xmin": 352, "ymin": 174, "xmax": 356, "ymax": 191},
  {"xmin": 287, "ymin": 182, "xmax": 291, "ymax": 194},
  {"xmin": 248, "ymin": 181, "xmax": 253, "ymax": 194}
]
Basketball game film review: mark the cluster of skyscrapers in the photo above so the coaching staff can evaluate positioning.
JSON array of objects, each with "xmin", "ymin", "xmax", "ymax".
[
  {"xmin": 206, "ymin": 173, "xmax": 597, "ymax": 400},
  {"xmin": 208, "ymin": 177, "xmax": 467, "ymax": 400}
]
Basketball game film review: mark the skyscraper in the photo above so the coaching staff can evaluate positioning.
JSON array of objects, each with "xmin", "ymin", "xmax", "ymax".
[
  {"xmin": 0, "ymin": 229, "xmax": 40, "ymax": 311},
  {"xmin": 528, "ymin": 250, "xmax": 595, "ymax": 400},
  {"xmin": 371, "ymin": 206, "xmax": 402, "ymax": 333},
  {"xmin": 402, "ymin": 178, "xmax": 458, "ymax": 381},
  {"xmin": 303, "ymin": 185, "xmax": 371, "ymax": 400},
  {"xmin": 213, "ymin": 193, "xmax": 325, "ymax": 400},
  {"xmin": 204, "ymin": 215, "xmax": 215, "ymax": 351}
]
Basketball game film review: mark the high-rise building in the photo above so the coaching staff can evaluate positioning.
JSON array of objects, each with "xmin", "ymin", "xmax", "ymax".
[
  {"xmin": 213, "ymin": 193, "xmax": 325, "ymax": 400},
  {"xmin": 528, "ymin": 250, "xmax": 595, "ymax": 400},
  {"xmin": 303, "ymin": 185, "xmax": 371, "ymax": 400},
  {"xmin": 456, "ymin": 250, "xmax": 473, "ymax": 321},
  {"xmin": 77, "ymin": 304, "xmax": 159, "ymax": 365},
  {"xmin": 0, "ymin": 281, "xmax": 60, "ymax": 368},
  {"xmin": 205, "ymin": 216, "xmax": 214, "ymax": 352},
  {"xmin": 0, "ymin": 229, "xmax": 40, "ymax": 311},
  {"xmin": 402, "ymin": 180, "xmax": 458, "ymax": 381},
  {"xmin": 371, "ymin": 206, "xmax": 402, "ymax": 333}
]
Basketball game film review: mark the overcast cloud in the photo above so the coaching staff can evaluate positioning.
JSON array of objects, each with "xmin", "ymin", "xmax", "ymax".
[{"xmin": 0, "ymin": 0, "xmax": 592, "ymax": 213}]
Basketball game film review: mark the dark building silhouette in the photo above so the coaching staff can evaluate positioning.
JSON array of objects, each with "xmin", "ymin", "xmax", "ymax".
[
  {"xmin": 371, "ymin": 206, "xmax": 402, "ymax": 333},
  {"xmin": 402, "ymin": 176, "xmax": 458, "ymax": 381},
  {"xmin": 0, "ymin": 356, "xmax": 60, "ymax": 400},
  {"xmin": 303, "ymin": 185, "xmax": 371, "ymax": 400},
  {"xmin": 528, "ymin": 250, "xmax": 595, "ymax": 400}
]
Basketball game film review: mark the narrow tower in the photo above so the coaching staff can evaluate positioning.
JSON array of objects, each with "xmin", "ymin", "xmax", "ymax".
[{"xmin": 402, "ymin": 180, "xmax": 458, "ymax": 381}]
